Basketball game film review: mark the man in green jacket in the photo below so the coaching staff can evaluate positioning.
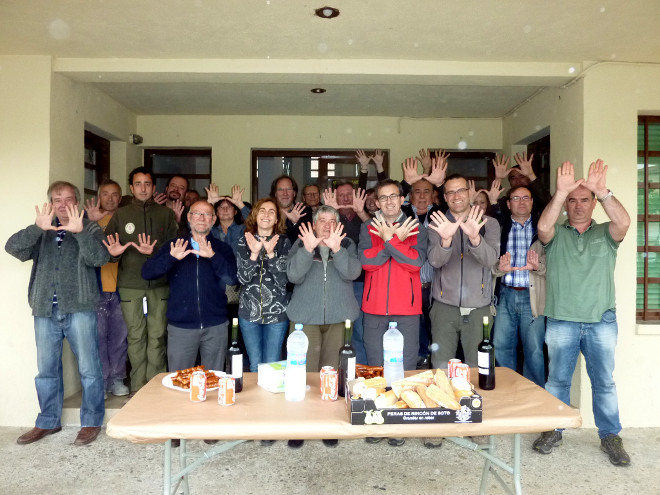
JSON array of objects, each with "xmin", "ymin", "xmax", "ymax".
[{"xmin": 104, "ymin": 167, "xmax": 179, "ymax": 391}]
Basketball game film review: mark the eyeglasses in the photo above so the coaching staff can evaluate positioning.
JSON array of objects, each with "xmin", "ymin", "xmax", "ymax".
[
  {"xmin": 510, "ymin": 195, "xmax": 532, "ymax": 202},
  {"xmin": 190, "ymin": 211, "xmax": 214, "ymax": 218},
  {"xmin": 445, "ymin": 188, "xmax": 468, "ymax": 197},
  {"xmin": 377, "ymin": 193, "xmax": 401, "ymax": 203}
]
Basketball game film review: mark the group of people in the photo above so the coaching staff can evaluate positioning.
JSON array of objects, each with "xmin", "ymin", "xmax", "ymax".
[{"xmin": 7, "ymin": 148, "xmax": 631, "ymax": 466}]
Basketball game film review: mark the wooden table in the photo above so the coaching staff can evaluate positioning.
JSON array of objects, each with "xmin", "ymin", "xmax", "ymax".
[{"xmin": 107, "ymin": 368, "xmax": 581, "ymax": 494}]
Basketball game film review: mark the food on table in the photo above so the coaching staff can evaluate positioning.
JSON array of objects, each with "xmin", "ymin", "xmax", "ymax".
[
  {"xmin": 171, "ymin": 366, "xmax": 220, "ymax": 389},
  {"xmin": 355, "ymin": 364, "xmax": 384, "ymax": 379}
]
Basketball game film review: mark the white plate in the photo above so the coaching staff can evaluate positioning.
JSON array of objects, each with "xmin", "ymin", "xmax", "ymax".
[{"xmin": 161, "ymin": 370, "xmax": 225, "ymax": 392}]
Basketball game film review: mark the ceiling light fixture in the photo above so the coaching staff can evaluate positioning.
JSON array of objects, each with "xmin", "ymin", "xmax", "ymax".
[
  {"xmin": 311, "ymin": 88, "xmax": 327, "ymax": 94},
  {"xmin": 315, "ymin": 6, "xmax": 339, "ymax": 19}
]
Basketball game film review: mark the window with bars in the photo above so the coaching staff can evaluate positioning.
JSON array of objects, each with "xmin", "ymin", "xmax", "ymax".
[{"xmin": 636, "ymin": 116, "xmax": 660, "ymax": 322}]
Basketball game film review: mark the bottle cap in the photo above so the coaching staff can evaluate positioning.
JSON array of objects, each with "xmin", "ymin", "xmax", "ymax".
[
  {"xmin": 483, "ymin": 316, "xmax": 489, "ymax": 325},
  {"xmin": 233, "ymin": 317, "xmax": 238, "ymax": 326},
  {"xmin": 345, "ymin": 319, "xmax": 351, "ymax": 328},
  {"xmin": 295, "ymin": 323, "xmax": 303, "ymax": 331}
]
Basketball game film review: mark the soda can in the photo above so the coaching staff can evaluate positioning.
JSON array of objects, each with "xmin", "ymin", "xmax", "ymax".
[
  {"xmin": 218, "ymin": 376, "xmax": 236, "ymax": 406},
  {"xmin": 448, "ymin": 358, "xmax": 461, "ymax": 379},
  {"xmin": 321, "ymin": 368, "xmax": 338, "ymax": 401},
  {"xmin": 190, "ymin": 371, "xmax": 207, "ymax": 402},
  {"xmin": 320, "ymin": 366, "xmax": 335, "ymax": 394},
  {"xmin": 455, "ymin": 363, "xmax": 471, "ymax": 382}
]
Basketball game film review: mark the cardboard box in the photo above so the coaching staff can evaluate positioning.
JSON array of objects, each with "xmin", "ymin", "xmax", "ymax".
[
  {"xmin": 257, "ymin": 360, "xmax": 286, "ymax": 393},
  {"xmin": 347, "ymin": 394, "xmax": 482, "ymax": 425}
]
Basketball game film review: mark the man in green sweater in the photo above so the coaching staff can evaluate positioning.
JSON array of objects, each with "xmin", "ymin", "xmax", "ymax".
[{"xmin": 103, "ymin": 167, "xmax": 179, "ymax": 392}]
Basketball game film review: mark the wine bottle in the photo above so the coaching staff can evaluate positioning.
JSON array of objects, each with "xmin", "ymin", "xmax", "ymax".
[
  {"xmin": 478, "ymin": 316, "xmax": 495, "ymax": 390},
  {"xmin": 226, "ymin": 318, "xmax": 243, "ymax": 393},
  {"xmin": 338, "ymin": 319, "xmax": 356, "ymax": 397}
]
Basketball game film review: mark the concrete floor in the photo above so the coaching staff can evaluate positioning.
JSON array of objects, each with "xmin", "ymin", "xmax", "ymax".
[{"xmin": 1, "ymin": 425, "xmax": 658, "ymax": 495}]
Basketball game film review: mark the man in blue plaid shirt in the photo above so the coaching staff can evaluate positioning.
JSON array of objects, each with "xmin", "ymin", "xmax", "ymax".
[{"xmin": 492, "ymin": 185, "xmax": 546, "ymax": 387}]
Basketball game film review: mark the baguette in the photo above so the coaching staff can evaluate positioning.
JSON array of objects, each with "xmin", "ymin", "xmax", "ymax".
[
  {"xmin": 426, "ymin": 384, "xmax": 461, "ymax": 410},
  {"xmin": 451, "ymin": 377, "xmax": 473, "ymax": 400},
  {"xmin": 401, "ymin": 390, "xmax": 425, "ymax": 409},
  {"xmin": 363, "ymin": 376, "xmax": 387, "ymax": 389},
  {"xmin": 415, "ymin": 385, "xmax": 439, "ymax": 408},
  {"xmin": 393, "ymin": 400, "xmax": 409, "ymax": 409},
  {"xmin": 433, "ymin": 368, "xmax": 455, "ymax": 398}
]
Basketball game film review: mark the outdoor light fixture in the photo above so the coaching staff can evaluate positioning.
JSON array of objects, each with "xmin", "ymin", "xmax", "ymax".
[
  {"xmin": 315, "ymin": 6, "xmax": 339, "ymax": 19},
  {"xmin": 311, "ymin": 88, "xmax": 327, "ymax": 94}
]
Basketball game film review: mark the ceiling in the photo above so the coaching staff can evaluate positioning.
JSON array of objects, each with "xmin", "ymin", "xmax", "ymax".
[{"xmin": 1, "ymin": 0, "xmax": 659, "ymax": 118}]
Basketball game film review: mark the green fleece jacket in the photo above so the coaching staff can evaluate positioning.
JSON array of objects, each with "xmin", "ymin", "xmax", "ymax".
[
  {"xmin": 104, "ymin": 198, "xmax": 178, "ymax": 289},
  {"xmin": 5, "ymin": 219, "xmax": 109, "ymax": 317}
]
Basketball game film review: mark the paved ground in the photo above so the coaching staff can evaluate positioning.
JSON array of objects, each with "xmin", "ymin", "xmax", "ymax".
[{"xmin": 1, "ymin": 426, "xmax": 657, "ymax": 494}]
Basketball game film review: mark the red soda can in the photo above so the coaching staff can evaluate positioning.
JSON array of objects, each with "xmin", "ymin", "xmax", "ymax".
[
  {"xmin": 218, "ymin": 376, "xmax": 236, "ymax": 406},
  {"xmin": 320, "ymin": 366, "xmax": 335, "ymax": 394},
  {"xmin": 448, "ymin": 358, "xmax": 461, "ymax": 379},
  {"xmin": 455, "ymin": 363, "xmax": 471, "ymax": 382},
  {"xmin": 321, "ymin": 367, "xmax": 338, "ymax": 401},
  {"xmin": 190, "ymin": 371, "xmax": 207, "ymax": 402}
]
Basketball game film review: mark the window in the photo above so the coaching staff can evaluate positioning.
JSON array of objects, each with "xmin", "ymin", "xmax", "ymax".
[
  {"xmin": 637, "ymin": 116, "xmax": 660, "ymax": 322},
  {"xmin": 84, "ymin": 130, "xmax": 110, "ymax": 199},
  {"xmin": 143, "ymin": 148, "xmax": 212, "ymax": 197},
  {"xmin": 251, "ymin": 149, "xmax": 390, "ymax": 202}
]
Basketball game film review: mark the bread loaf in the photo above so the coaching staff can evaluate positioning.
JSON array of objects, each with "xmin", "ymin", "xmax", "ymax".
[
  {"xmin": 401, "ymin": 390, "xmax": 425, "ymax": 409},
  {"xmin": 415, "ymin": 385, "xmax": 439, "ymax": 408},
  {"xmin": 374, "ymin": 390, "xmax": 398, "ymax": 409},
  {"xmin": 426, "ymin": 384, "xmax": 461, "ymax": 410}
]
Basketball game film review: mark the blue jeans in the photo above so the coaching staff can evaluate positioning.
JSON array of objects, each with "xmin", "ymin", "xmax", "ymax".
[
  {"xmin": 418, "ymin": 286, "xmax": 432, "ymax": 358},
  {"xmin": 351, "ymin": 281, "xmax": 368, "ymax": 365},
  {"xmin": 239, "ymin": 318, "xmax": 288, "ymax": 372},
  {"xmin": 493, "ymin": 286, "xmax": 546, "ymax": 387},
  {"xmin": 545, "ymin": 310, "xmax": 621, "ymax": 438},
  {"xmin": 34, "ymin": 306, "xmax": 105, "ymax": 429}
]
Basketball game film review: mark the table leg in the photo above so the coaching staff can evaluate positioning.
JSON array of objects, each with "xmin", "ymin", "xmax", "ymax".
[
  {"xmin": 179, "ymin": 439, "xmax": 190, "ymax": 495},
  {"xmin": 163, "ymin": 440, "xmax": 172, "ymax": 495}
]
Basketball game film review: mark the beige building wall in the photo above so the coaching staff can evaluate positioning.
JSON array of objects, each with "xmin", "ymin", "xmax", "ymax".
[{"xmin": 503, "ymin": 64, "xmax": 660, "ymax": 428}]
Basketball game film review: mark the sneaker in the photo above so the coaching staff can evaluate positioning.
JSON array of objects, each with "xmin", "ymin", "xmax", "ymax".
[
  {"xmin": 365, "ymin": 437, "xmax": 383, "ymax": 444},
  {"xmin": 322, "ymin": 439, "xmax": 338, "ymax": 448},
  {"xmin": 111, "ymin": 379, "xmax": 130, "ymax": 397},
  {"xmin": 387, "ymin": 437, "xmax": 405, "ymax": 447},
  {"xmin": 423, "ymin": 437, "xmax": 443, "ymax": 449},
  {"xmin": 532, "ymin": 430, "xmax": 562, "ymax": 454},
  {"xmin": 260, "ymin": 440, "xmax": 275, "ymax": 446},
  {"xmin": 600, "ymin": 434, "xmax": 631, "ymax": 467},
  {"xmin": 287, "ymin": 439, "xmax": 304, "ymax": 449}
]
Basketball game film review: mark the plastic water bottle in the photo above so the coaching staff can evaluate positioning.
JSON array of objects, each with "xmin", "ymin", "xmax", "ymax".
[
  {"xmin": 285, "ymin": 324, "xmax": 309, "ymax": 402},
  {"xmin": 383, "ymin": 321, "xmax": 404, "ymax": 386}
]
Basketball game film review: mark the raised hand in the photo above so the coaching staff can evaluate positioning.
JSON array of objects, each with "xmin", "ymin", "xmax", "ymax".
[
  {"xmin": 323, "ymin": 223, "xmax": 346, "ymax": 253},
  {"xmin": 402, "ymin": 157, "xmax": 424, "ymax": 185},
  {"xmin": 355, "ymin": 149, "xmax": 370, "ymax": 172},
  {"xmin": 245, "ymin": 232, "xmax": 264, "ymax": 258},
  {"xmin": 498, "ymin": 252, "xmax": 513, "ymax": 272},
  {"xmin": 61, "ymin": 204, "xmax": 84, "ymax": 233},
  {"xmin": 284, "ymin": 202, "xmax": 306, "ymax": 224},
  {"xmin": 230, "ymin": 184, "xmax": 246, "ymax": 209},
  {"xmin": 372, "ymin": 149, "xmax": 385, "ymax": 172},
  {"xmin": 153, "ymin": 192, "xmax": 167, "ymax": 205},
  {"xmin": 171, "ymin": 199, "xmax": 184, "ymax": 223},
  {"xmin": 468, "ymin": 180, "xmax": 478, "ymax": 203},
  {"xmin": 205, "ymin": 183, "xmax": 221, "ymax": 205},
  {"xmin": 514, "ymin": 151, "xmax": 536, "ymax": 180},
  {"xmin": 517, "ymin": 249, "xmax": 540, "ymax": 271},
  {"xmin": 492, "ymin": 154, "xmax": 512, "ymax": 180},
  {"xmin": 298, "ymin": 222, "xmax": 322, "ymax": 253},
  {"xmin": 193, "ymin": 238, "xmax": 215, "ymax": 258},
  {"xmin": 35, "ymin": 203, "xmax": 55, "ymax": 231},
  {"xmin": 418, "ymin": 148, "xmax": 432, "ymax": 173},
  {"xmin": 102, "ymin": 233, "xmax": 132, "ymax": 257},
  {"xmin": 459, "ymin": 205, "xmax": 487, "ymax": 244},
  {"xmin": 369, "ymin": 214, "xmax": 398, "ymax": 242},
  {"xmin": 429, "ymin": 210, "xmax": 460, "ymax": 241},
  {"xmin": 135, "ymin": 233, "xmax": 158, "ymax": 255},
  {"xmin": 394, "ymin": 216, "xmax": 419, "ymax": 242},
  {"xmin": 427, "ymin": 151, "xmax": 449, "ymax": 187},
  {"xmin": 170, "ymin": 238, "xmax": 192, "ymax": 260},
  {"xmin": 84, "ymin": 198, "xmax": 108, "ymax": 222},
  {"xmin": 555, "ymin": 161, "xmax": 585, "ymax": 196},
  {"xmin": 352, "ymin": 187, "xmax": 367, "ymax": 212},
  {"xmin": 583, "ymin": 159, "xmax": 608, "ymax": 197},
  {"xmin": 487, "ymin": 179, "xmax": 503, "ymax": 204},
  {"xmin": 322, "ymin": 188, "xmax": 339, "ymax": 209},
  {"xmin": 262, "ymin": 234, "xmax": 280, "ymax": 257}
]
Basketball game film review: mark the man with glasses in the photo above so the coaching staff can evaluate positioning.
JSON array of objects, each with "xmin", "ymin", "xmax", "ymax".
[
  {"xmin": 103, "ymin": 167, "xmax": 179, "ymax": 392},
  {"xmin": 427, "ymin": 174, "xmax": 500, "ymax": 370},
  {"xmin": 491, "ymin": 185, "xmax": 547, "ymax": 388},
  {"xmin": 142, "ymin": 201, "xmax": 237, "ymax": 372},
  {"xmin": 302, "ymin": 184, "xmax": 322, "ymax": 213},
  {"xmin": 270, "ymin": 175, "xmax": 313, "ymax": 244}
]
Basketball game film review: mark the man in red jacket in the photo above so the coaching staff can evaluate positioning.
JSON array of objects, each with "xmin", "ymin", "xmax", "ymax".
[{"xmin": 358, "ymin": 179, "xmax": 427, "ymax": 372}]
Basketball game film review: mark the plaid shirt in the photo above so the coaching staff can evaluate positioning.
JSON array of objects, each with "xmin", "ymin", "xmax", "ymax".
[
  {"xmin": 503, "ymin": 216, "xmax": 533, "ymax": 288},
  {"xmin": 411, "ymin": 204, "xmax": 434, "ymax": 284}
]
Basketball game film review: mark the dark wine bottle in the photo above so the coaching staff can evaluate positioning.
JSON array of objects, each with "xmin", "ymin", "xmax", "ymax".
[
  {"xmin": 337, "ymin": 319, "xmax": 356, "ymax": 397},
  {"xmin": 478, "ymin": 316, "xmax": 495, "ymax": 390},
  {"xmin": 226, "ymin": 318, "xmax": 243, "ymax": 393}
]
